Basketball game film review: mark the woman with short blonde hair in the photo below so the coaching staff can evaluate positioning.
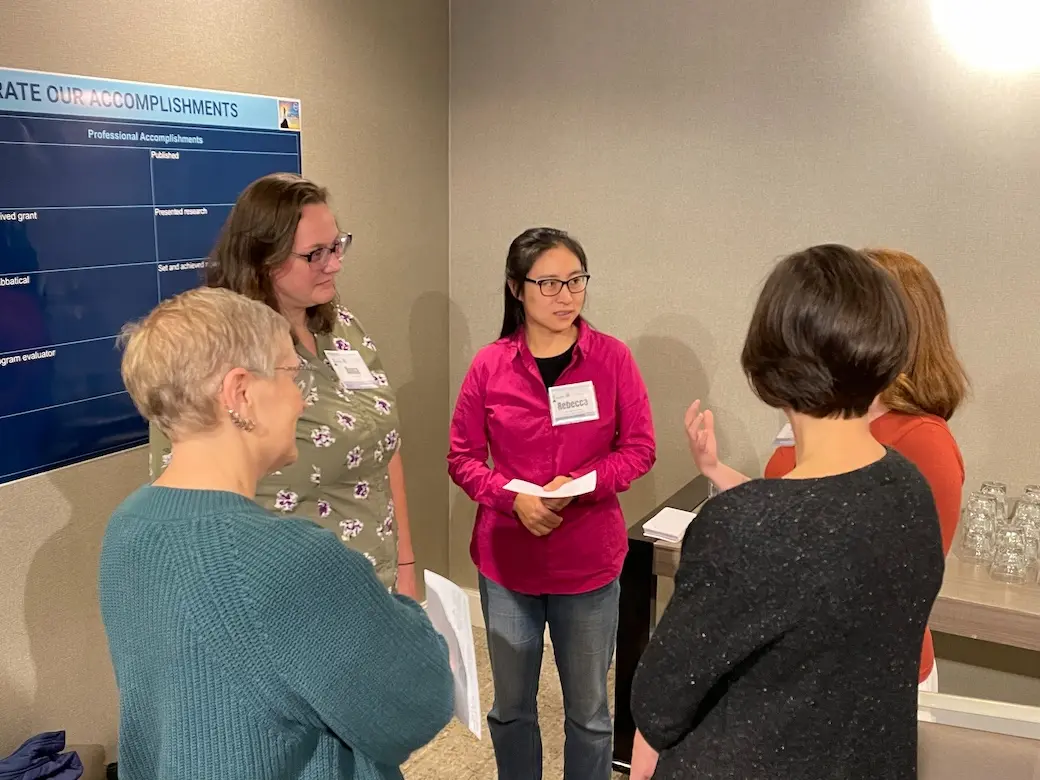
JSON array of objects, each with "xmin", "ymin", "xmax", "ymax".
[
  {"xmin": 120, "ymin": 286, "xmax": 291, "ymax": 438},
  {"xmin": 101, "ymin": 287, "xmax": 454, "ymax": 780}
]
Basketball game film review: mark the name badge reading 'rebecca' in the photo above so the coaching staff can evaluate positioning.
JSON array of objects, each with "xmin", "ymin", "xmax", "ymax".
[
  {"xmin": 549, "ymin": 381, "xmax": 600, "ymax": 427},
  {"xmin": 324, "ymin": 349, "xmax": 379, "ymax": 390}
]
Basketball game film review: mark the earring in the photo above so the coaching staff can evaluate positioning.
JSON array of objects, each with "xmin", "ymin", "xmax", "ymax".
[{"xmin": 228, "ymin": 409, "xmax": 256, "ymax": 432}]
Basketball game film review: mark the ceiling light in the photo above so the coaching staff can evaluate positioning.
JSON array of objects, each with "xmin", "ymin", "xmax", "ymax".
[{"xmin": 931, "ymin": 0, "xmax": 1040, "ymax": 73}]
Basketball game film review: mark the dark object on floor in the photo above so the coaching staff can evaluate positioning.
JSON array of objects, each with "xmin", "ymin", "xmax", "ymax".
[
  {"xmin": 0, "ymin": 730, "xmax": 83, "ymax": 779},
  {"xmin": 104, "ymin": 765, "xmax": 117, "ymax": 780}
]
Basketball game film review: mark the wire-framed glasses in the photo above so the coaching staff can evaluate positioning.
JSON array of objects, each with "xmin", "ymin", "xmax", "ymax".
[{"xmin": 291, "ymin": 232, "xmax": 353, "ymax": 267}]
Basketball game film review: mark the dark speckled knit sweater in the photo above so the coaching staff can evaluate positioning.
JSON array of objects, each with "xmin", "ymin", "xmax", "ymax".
[{"xmin": 632, "ymin": 449, "xmax": 943, "ymax": 779}]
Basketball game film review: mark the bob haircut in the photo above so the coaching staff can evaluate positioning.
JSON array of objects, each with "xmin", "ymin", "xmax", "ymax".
[{"xmin": 741, "ymin": 244, "xmax": 912, "ymax": 419}]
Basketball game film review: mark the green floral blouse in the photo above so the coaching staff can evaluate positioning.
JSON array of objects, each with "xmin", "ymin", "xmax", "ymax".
[{"xmin": 149, "ymin": 305, "xmax": 402, "ymax": 590}]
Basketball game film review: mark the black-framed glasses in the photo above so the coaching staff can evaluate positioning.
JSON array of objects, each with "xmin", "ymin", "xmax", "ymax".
[
  {"xmin": 524, "ymin": 274, "xmax": 590, "ymax": 296},
  {"xmin": 291, "ymin": 233, "xmax": 352, "ymax": 266}
]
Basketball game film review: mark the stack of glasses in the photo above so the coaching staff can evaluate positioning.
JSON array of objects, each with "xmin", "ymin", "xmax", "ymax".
[{"xmin": 960, "ymin": 482, "xmax": 1040, "ymax": 585}]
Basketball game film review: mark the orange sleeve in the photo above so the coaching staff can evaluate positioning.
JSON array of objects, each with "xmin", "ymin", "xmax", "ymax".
[
  {"xmin": 891, "ymin": 421, "xmax": 965, "ymax": 555},
  {"xmin": 764, "ymin": 446, "xmax": 796, "ymax": 479}
]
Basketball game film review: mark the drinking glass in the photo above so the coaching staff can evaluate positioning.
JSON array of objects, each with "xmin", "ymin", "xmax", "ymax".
[
  {"xmin": 963, "ymin": 492, "xmax": 998, "ymax": 535},
  {"xmin": 960, "ymin": 526, "xmax": 994, "ymax": 564},
  {"xmin": 990, "ymin": 526, "xmax": 1030, "ymax": 585},
  {"xmin": 1012, "ymin": 496, "xmax": 1040, "ymax": 567},
  {"xmin": 980, "ymin": 481, "xmax": 1009, "ymax": 523}
]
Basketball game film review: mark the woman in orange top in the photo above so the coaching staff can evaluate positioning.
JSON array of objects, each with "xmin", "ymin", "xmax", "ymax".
[{"xmin": 687, "ymin": 248, "xmax": 968, "ymax": 690}]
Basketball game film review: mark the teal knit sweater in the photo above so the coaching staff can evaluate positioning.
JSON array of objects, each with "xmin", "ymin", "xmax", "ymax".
[{"xmin": 98, "ymin": 486, "xmax": 454, "ymax": 780}]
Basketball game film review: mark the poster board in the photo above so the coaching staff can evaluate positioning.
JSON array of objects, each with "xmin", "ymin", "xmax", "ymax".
[{"xmin": 0, "ymin": 68, "xmax": 302, "ymax": 484}]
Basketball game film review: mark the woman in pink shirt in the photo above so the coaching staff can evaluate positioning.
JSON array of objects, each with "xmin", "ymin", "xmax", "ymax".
[{"xmin": 448, "ymin": 227, "xmax": 656, "ymax": 780}]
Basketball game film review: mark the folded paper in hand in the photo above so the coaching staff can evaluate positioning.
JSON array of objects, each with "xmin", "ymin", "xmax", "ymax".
[
  {"xmin": 423, "ymin": 570, "xmax": 483, "ymax": 738},
  {"xmin": 503, "ymin": 470, "xmax": 597, "ymax": 499},
  {"xmin": 643, "ymin": 506, "xmax": 698, "ymax": 543}
]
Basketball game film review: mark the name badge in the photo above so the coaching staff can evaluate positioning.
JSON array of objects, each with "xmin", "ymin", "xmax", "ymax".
[
  {"xmin": 549, "ymin": 380, "xmax": 600, "ymax": 426},
  {"xmin": 324, "ymin": 349, "xmax": 379, "ymax": 389}
]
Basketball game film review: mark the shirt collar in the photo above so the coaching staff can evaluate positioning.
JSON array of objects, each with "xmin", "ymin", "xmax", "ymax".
[{"xmin": 511, "ymin": 317, "xmax": 590, "ymax": 360}]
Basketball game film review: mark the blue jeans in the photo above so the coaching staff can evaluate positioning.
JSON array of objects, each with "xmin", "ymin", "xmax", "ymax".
[{"xmin": 479, "ymin": 575, "xmax": 620, "ymax": 780}]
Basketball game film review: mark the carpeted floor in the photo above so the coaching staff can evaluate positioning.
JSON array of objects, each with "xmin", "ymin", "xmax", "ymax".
[{"xmin": 403, "ymin": 628, "xmax": 626, "ymax": 779}]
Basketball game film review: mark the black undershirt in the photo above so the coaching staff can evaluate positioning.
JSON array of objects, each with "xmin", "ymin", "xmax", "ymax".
[{"xmin": 534, "ymin": 345, "xmax": 575, "ymax": 388}]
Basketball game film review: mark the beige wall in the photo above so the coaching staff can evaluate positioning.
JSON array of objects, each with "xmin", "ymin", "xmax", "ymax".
[
  {"xmin": 0, "ymin": 0, "xmax": 449, "ymax": 758},
  {"xmin": 448, "ymin": 0, "xmax": 1040, "ymax": 586},
  {"xmin": 4, "ymin": 0, "xmax": 1040, "ymax": 760}
]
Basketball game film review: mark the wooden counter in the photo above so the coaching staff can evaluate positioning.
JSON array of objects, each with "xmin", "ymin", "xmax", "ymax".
[
  {"xmin": 929, "ymin": 553, "xmax": 1040, "ymax": 653},
  {"xmin": 652, "ymin": 541, "xmax": 1040, "ymax": 652}
]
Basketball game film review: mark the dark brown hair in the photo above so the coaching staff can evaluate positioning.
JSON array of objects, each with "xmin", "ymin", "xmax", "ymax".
[
  {"xmin": 206, "ymin": 172, "xmax": 337, "ymax": 334},
  {"xmin": 741, "ymin": 244, "xmax": 911, "ymax": 419},
  {"xmin": 863, "ymin": 248, "xmax": 969, "ymax": 421}
]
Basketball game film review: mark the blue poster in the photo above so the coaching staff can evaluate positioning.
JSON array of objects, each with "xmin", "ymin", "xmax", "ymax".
[{"xmin": 0, "ymin": 68, "xmax": 303, "ymax": 484}]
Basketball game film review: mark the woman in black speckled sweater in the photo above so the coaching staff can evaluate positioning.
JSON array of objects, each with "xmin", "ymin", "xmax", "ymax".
[{"xmin": 630, "ymin": 244, "xmax": 944, "ymax": 780}]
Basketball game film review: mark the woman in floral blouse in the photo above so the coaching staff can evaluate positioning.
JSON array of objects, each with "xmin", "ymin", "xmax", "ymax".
[{"xmin": 148, "ymin": 172, "xmax": 416, "ymax": 596}]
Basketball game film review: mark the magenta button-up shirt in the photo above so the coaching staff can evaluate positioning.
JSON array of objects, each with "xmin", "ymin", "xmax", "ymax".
[{"xmin": 448, "ymin": 321, "xmax": 656, "ymax": 595}]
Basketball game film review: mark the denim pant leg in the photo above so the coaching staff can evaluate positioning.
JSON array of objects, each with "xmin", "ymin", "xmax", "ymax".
[
  {"xmin": 547, "ymin": 578, "xmax": 620, "ymax": 780},
  {"xmin": 480, "ymin": 575, "xmax": 547, "ymax": 780}
]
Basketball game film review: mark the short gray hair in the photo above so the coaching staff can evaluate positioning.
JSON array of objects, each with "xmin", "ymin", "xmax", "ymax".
[{"xmin": 119, "ymin": 287, "xmax": 291, "ymax": 437}]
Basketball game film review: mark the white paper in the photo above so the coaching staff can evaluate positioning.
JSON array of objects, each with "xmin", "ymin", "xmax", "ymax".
[
  {"xmin": 643, "ymin": 506, "xmax": 697, "ymax": 543},
  {"xmin": 503, "ymin": 470, "xmax": 597, "ymax": 499},
  {"xmin": 423, "ymin": 570, "xmax": 482, "ymax": 738},
  {"xmin": 773, "ymin": 421, "xmax": 795, "ymax": 446}
]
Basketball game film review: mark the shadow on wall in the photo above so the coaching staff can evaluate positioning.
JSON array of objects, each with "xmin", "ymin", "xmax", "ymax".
[
  {"xmin": 624, "ymin": 315, "xmax": 710, "ymax": 523},
  {"xmin": 446, "ymin": 296, "xmax": 478, "ymax": 588},
  {"xmin": 625, "ymin": 313, "xmax": 758, "ymax": 522},
  {"xmin": 449, "ymin": 488, "xmax": 480, "ymax": 590},
  {"xmin": 23, "ymin": 502, "xmax": 113, "ymax": 733},
  {"xmin": 14, "ymin": 452, "xmax": 143, "ymax": 760},
  {"xmin": 395, "ymin": 291, "xmax": 454, "ymax": 598},
  {"xmin": 0, "ymin": 476, "xmax": 71, "ymax": 754}
]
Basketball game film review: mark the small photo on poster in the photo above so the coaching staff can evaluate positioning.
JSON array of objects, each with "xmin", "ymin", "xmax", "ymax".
[{"xmin": 278, "ymin": 100, "xmax": 301, "ymax": 131}]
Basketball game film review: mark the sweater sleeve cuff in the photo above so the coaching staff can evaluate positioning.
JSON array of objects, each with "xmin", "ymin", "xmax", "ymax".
[{"xmin": 489, "ymin": 473, "xmax": 517, "ymax": 515}]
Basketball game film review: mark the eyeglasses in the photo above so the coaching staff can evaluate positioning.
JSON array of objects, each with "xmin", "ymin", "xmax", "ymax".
[
  {"xmin": 291, "ymin": 233, "xmax": 352, "ymax": 267},
  {"xmin": 524, "ymin": 274, "xmax": 591, "ymax": 297},
  {"xmin": 274, "ymin": 360, "xmax": 317, "ymax": 394}
]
